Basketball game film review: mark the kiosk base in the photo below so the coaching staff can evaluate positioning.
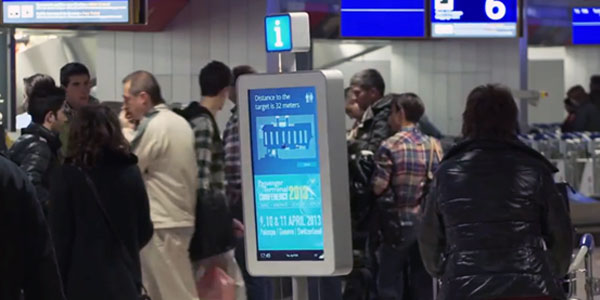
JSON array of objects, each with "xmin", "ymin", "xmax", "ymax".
[{"xmin": 292, "ymin": 277, "xmax": 309, "ymax": 300}]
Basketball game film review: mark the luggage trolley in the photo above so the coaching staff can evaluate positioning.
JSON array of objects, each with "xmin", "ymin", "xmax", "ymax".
[{"xmin": 567, "ymin": 234, "xmax": 600, "ymax": 300}]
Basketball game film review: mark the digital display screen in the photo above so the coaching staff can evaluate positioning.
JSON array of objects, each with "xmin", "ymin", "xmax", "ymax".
[
  {"xmin": 573, "ymin": 8, "xmax": 600, "ymax": 45},
  {"xmin": 431, "ymin": 0, "xmax": 519, "ymax": 38},
  {"xmin": 341, "ymin": 0, "xmax": 426, "ymax": 38},
  {"xmin": 248, "ymin": 86, "xmax": 325, "ymax": 261},
  {"xmin": 3, "ymin": 0, "xmax": 130, "ymax": 24}
]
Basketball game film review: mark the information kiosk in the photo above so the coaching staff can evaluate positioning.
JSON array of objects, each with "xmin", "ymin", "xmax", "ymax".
[{"xmin": 238, "ymin": 12, "xmax": 352, "ymax": 300}]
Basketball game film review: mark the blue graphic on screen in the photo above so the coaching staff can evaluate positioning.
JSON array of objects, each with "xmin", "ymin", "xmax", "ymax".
[
  {"xmin": 431, "ymin": 0, "xmax": 518, "ymax": 37},
  {"xmin": 265, "ymin": 15, "xmax": 292, "ymax": 52},
  {"xmin": 573, "ymin": 8, "xmax": 600, "ymax": 45},
  {"xmin": 341, "ymin": 0, "xmax": 426, "ymax": 38},
  {"xmin": 249, "ymin": 86, "xmax": 325, "ymax": 261},
  {"xmin": 3, "ymin": 0, "xmax": 130, "ymax": 24}
]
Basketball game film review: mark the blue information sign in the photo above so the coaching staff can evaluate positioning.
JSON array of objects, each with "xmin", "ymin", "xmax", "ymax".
[
  {"xmin": 248, "ymin": 86, "xmax": 324, "ymax": 261},
  {"xmin": 3, "ymin": 0, "xmax": 130, "ymax": 24},
  {"xmin": 341, "ymin": 0, "xmax": 426, "ymax": 38},
  {"xmin": 265, "ymin": 15, "xmax": 292, "ymax": 52},
  {"xmin": 573, "ymin": 8, "xmax": 600, "ymax": 45},
  {"xmin": 431, "ymin": 0, "xmax": 519, "ymax": 38}
]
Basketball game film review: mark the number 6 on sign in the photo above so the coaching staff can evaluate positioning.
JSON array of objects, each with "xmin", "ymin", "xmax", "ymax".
[{"xmin": 485, "ymin": 0, "xmax": 507, "ymax": 21}]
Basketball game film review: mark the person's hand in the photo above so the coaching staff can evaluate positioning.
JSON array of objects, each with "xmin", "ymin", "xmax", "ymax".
[
  {"xmin": 233, "ymin": 219, "xmax": 245, "ymax": 238},
  {"xmin": 119, "ymin": 108, "xmax": 136, "ymax": 130}
]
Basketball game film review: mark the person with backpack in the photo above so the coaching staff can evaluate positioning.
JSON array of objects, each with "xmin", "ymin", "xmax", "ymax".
[{"xmin": 181, "ymin": 61, "xmax": 244, "ymax": 299}]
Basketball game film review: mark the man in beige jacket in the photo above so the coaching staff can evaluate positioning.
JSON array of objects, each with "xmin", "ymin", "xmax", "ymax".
[{"xmin": 121, "ymin": 70, "xmax": 198, "ymax": 300}]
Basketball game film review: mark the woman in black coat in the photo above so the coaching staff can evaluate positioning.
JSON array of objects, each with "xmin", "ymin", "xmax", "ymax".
[
  {"xmin": 419, "ymin": 85, "xmax": 573, "ymax": 300},
  {"xmin": 49, "ymin": 104, "xmax": 153, "ymax": 300}
]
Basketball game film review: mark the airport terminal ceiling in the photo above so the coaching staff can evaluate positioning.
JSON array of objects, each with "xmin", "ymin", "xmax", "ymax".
[{"xmin": 281, "ymin": 0, "xmax": 600, "ymax": 45}]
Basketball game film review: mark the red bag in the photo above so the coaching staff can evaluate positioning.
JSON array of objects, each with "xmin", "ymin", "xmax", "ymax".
[{"xmin": 195, "ymin": 266, "xmax": 236, "ymax": 300}]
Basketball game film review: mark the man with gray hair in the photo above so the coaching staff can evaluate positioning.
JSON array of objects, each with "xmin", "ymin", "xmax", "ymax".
[{"xmin": 120, "ymin": 70, "xmax": 199, "ymax": 300}]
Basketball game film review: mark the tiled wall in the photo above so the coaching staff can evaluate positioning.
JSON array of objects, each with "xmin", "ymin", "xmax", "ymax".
[
  {"xmin": 95, "ymin": 0, "xmax": 268, "ymax": 130},
  {"xmin": 344, "ymin": 39, "xmax": 521, "ymax": 136},
  {"xmin": 565, "ymin": 46, "xmax": 600, "ymax": 90}
]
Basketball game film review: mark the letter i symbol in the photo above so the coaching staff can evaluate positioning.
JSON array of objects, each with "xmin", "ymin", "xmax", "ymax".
[{"xmin": 274, "ymin": 20, "xmax": 284, "ymax": 47}]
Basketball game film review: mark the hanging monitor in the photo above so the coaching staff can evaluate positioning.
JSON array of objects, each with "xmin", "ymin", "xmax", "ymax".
[
  {"xmin": 573, "ymin": 7, "xmax": 600, "ymax": 45},
  {"xmin": 2, "ymin": 0, "xmax": 132, "ymax": 24},
  {"xmin": 341, "ymin": 0, "xmax": 426, "ymax": 38},
  {"xmin": 431, "ymin": 0, "xmax": 520, "ymax": 38}
]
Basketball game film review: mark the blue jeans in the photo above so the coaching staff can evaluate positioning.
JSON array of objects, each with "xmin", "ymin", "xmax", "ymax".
[
  {"xmin": 234, "ymin": 237, "xmax": 273, "ymax": 300},
  {"xmin": 376, "ymin": 242, "xmax": 432, "ymax": 300}
]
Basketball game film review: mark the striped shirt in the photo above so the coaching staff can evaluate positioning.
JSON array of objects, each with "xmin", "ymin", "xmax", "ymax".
[
  {"xmin": 372, "ymin": 126, "xmax": 441, "ymax": 208},
  {"xmin": 189, "ymin": 110, "xmax": 225, "ymax": 195},
  {"xmin": 223, "ymin": 106, "xmax": 242, "ymax": 209}
]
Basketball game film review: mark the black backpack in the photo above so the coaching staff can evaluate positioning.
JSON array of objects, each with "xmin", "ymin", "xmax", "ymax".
[{"xmin": 178, "ymin": 102, "xmax": 236, "ymax": 261}]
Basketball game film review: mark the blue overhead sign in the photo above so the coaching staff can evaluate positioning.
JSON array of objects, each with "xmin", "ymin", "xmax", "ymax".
[
  {"xmin": 2, "ymin": 0, "xmax": 130, "ymax": 24},
  {"xmin": 431, "ymin": 0, "xmax": 519, "ymax": 38},
  {"xmin": 265, "ymin": 15, "xmax": 293, "ymax": 52},
  {"xmin": 573, "ymin": 8, "xmax": 600, "ymax": 45},
  {"xmin": 341, "ymin": 0, "xmax": 426, "ymax": 38}
]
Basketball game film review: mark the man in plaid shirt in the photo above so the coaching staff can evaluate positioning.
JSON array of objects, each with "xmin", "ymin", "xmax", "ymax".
[
  {"xmin": 224, "ymin": 65, "xmax": 256, "ymax": 221},
  {"xmin": 371, "ymin": 93, "xmax": 442, "ymax": 300}
]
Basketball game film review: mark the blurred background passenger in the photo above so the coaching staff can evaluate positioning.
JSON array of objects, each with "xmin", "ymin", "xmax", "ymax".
[
  {"xmin": 568, "ymin": 85, "xmax": 600, "ymax": 132},
  {"xmin": 589, "ymin": 75, "xmax": 600, "ymax": 109},
  {"xmin": 419, "ymin": 85, "xmax": 572, "ymax": 300},
  {"xmin": 49, "ymin": 105, "xmax": 153, "ymax": 300},
  {"xmin": 561, "ymin": 98, "xmax": 578, "ymax": 133},
  {"xmin": 17, "ymin": 74, "xmax": 57, "ymax": 130}
]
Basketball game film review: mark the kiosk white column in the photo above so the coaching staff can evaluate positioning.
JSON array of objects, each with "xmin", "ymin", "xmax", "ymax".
[{"xmin": 238, "ymin": 12, "xmax": 353, "ymax": 300}]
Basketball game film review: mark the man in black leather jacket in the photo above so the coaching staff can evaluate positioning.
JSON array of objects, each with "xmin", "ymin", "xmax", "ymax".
[
  {"xmin": 347, "ymin": 69, "xmax": 392, "ymax": 154},
  {"xmin": 9, "ymin": 86, "xmax": 66, "ymax": 211},
  {"xmin": 345, "ymin": 70, "xmax": 393, "ymax": 300},
  {"xmin": 419, "ymin": 85, "xmax": 572, "ymax": 300},
  {"xmin": 0, "ymin": 153, "xmax": 66, "ymax": 300}
]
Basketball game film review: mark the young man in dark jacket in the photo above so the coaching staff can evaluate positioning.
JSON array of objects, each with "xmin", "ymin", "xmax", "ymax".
[
  {"xmin": 419, "ymin": 85, "xmax": 572, "ymax": 300},
  {"xmin": 0, "ymin": 153, "xmax": 65, "ymax": 300},
  {"xmin": 184, "ymin": 61, "xmax": 243, "ymax": 296},
  {"xmin": 9, "ymin": 86, "xmax": 66, "ymax": 211}
]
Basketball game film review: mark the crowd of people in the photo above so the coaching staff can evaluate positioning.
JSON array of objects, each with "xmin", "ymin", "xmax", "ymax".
[{"xmin": 1, "ymin": 62, "xmax": 574, "ymax": 300}]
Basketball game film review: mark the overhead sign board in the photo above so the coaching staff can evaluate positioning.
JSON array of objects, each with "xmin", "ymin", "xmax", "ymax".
[
  {"xmin": 265, "ymin": 12, "xmax": 310, "ymax": 53},
  {"xmin": 238, "ymin": 71, "xmax": 352, "ymax": 276},
  {"xmin": 341, "ymin": 0, "xmax": 427, "ymax": 38},
  {"xmin": 573, "ymin": 7, "xmax": 600, "ymax": 45},
  {"xmin": 2, "ymin": 0, "xmax": 131, "ymax": 24},
  {"xmin": 431, "ymin": 0, "xmax": 519, "ymax": 38}
]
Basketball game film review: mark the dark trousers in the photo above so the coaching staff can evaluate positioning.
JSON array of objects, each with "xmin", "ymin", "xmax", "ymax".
[
  {"xmin": 234, "ymin": 237, "xmax": 273, "ymax": 300},
  {"xmin": 309, "ymin": 277, "xmax": 343, "ymax": 300},
  {"xmin": 376, "ymin": 242, "xmax": 433, "ymax": 300}
]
